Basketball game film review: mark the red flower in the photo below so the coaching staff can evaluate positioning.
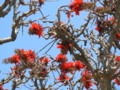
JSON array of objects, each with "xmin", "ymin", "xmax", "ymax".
[
  {"xmin": 115, "ymin": 56, "xmax": 120, "ymax": 61},
  {"xmin": 57, "ymin": 44, "xmax": 68, "ymax": 49},
  {"xmin": 4, "ymin": 49, "xmax": 36, "ymax": 68},
  {"xmin": 57, "ymin": 41, "xmax": 72, "ymax": 54},
  {"xmin": 29, "ymin": 23, "xmax": 44, "ymax": 38},
  {"xmin": 81, "ymin": 69, "xmax": 93, "ymax": 89},
  {"xmin": 95, "ymin": 27, "xmax": 101, "ymax": 32},
  {"xmin": 38, "ymin": 0, "xmax": 44, "ymax": 6},
  {"xmin": 57, "ymin": 42, "xmax": 72, "ymax": 49},
  {"xmin": 55, "ymin": 54, "xmax": 68, "ymax": 62},
  {"xmin": 95, "ymin": 20, "xmax": 103, "ymax": 33},
  {"xmin": 6, "ymin": 54, "xmax": 20, "ymax": 64},
  {"xmin": 104, "ymin": 17, "xmax": 117, "ymax": 26},
  {"xmin": 0, "ymin": 85, "xmax": 9, "ymax": 90},
  {"xmin": 69, "ymin": 0, "xmax": 84, "ymax": 15},
  {"xmin": 115, "ymin": 33, "xmax": 120, "ymax": 40},
  {"xmin": 84, "ymin": 81, "xmax": 93, "ymax": 90},
  {"xmin": 15, "ymin": 49, "xmax": 36, "ymax": 63},
  {"xmin": 60, "ymin": 62, "xmax": 75, "ymax": 73},
  {"xmin": 40, "ymin": 57, "xmax": 51, "ymax": 66},
  {"xmin": 107, "ymin": 17, "xmax": 115, "ymax": 21},
  {"xmin": 57, "ymin": 74, "xmax": 70, "ymax": 85},
  {"xmin": 74, "ymin": 61, "xmax": 85, "ymax": 70},
  {"xmin": 114, "ymin": 78, "xmax": 120, "ymax": 85}
]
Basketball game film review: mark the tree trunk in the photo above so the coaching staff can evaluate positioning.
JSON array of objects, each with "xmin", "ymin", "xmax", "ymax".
[{"xmin": 98, "ymin": 78, "xmax": 112, "ymax": 90}]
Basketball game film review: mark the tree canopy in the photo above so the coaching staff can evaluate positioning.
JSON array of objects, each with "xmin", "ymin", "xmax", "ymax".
[{"xmin": 0, "ymin": 0, "xmax": 120, "ymax": 90}]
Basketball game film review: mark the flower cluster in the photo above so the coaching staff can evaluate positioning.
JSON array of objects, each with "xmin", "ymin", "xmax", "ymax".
[
  {"xmin": 5, "ymin": 49, "xmax": 36, "ymax": 65},
  {"xmin": 69, "ymin": 0, "xmax": 95, "ymax": 16},
  {"xmin": 55, "ymin": 54, "xmax": 68, "ymax": 62},
  {"xmin": 57, "ymin": 41, "xmax": 72, "ymax": 54},
  {"xmin": 69, "ymin": 0, "xmax": 84, "ymax": 15},
  {"xmin": 67, "ymin": 0, "xmax": 95, "ymax": 18},
  {"xmin": 81, "ymin": 69, "xmax": 96, "ymax": 90},
  {"xmin": 114, "ymin": 78, "xmax": 120, "ymax": 85},
  {"xmin": 55, "ymin": 41, "xmax": 86, "ymax": 86},
  {"xmin": 4, "ymin": 49, "xmax": 50, "ymax": 78},
  {"xmin": 95, "ymin": 17, "xmax": 116, "ymax": 32},
  {"xmin": 40, "ymin": 57, "xmax": 51, "ymax": 66},
  {"xmin": 57, "ymin": 74, "xmax": 70, "ymax": 85},
  {"xmin": 29, "ymin": 23, "xmax": 44, "ymax": 38},
  {"xmin": 60, "ymin": 61, "xmax": 85, "ymax": 74},
  {"xmin": 94, "ymin": 17, "xmax": 120, "ymax": 41}
]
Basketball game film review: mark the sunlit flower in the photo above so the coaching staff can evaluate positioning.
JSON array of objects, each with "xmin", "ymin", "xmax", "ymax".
[
  {"xmin": 74, "ymin": 61, "xmax": 85, "ymax": 70},
  {"xmin": 115, "ymin": 56, "xmax": 120, "ymax": 61},
  {"xmin": 5, "ymin": 49, "xmax": 36, "ymax": 68},
  {"xmin": 57, "ymin": 74, "xmax": 70, "ymax": 85},
  {"xmin": 15, "ymin": 49, "xmax": 36, "ymax": 62},
  {"xmin": 69, "ymin": 0, "xmax": 84, "ymax": 15},
  {"xmin": 81, "ymin": 69, "xmax": 93, "ymax": 89},
  {"xmin": 40, "ymin": 57, "xmax": 51, "ymax": 66},
  {"xmin": 29, "ymin": 23, "xmax": 44, "ymax": 38},
  {"xmin": 55, "ymin": 54, "xmax": 68, "ymax": 62},
  {"xmin": 57, "ymin": 41, "xmax": 72, "ymax": 54},
  {"xmin": 5, "ymin": 54, "xmax": 20, "ymax": 64},
  {"xmin": 60, "ymin": 62, "xmax": 75, "ymax": 74}
]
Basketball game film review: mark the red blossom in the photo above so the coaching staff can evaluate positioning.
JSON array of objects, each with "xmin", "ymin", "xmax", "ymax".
[
  {"xmin": 57, "ymin": 42, "xmax": 72, "ymax": 50},
  {"xmin": 29, "ymin": 23, "xmax": 44, "ymax": 38},
  {"xmin": 104, "ymin": 17, "xmax": 117, "ymax": 26},
  {"xmin": 57, "ymin": 41, "xmax": 72, "ymax": 54},
  {"xmin": 55, "ymin": 54, "xmax": 68, "ymax": 62},
  {"xmin": 38, "ymin": 0, "xmax": 44, "ymax": 6},
  {"xmin": 6, "ymin": 54, "xmax": 20, "ymax": 64},
  {"xmin": 115, "ymin": 56, "xmax": 120, "ymax": 61},
  {"xmin": 5, "ymin": 49, "xmax": 36, "ymax": 68},
  {"xmin": 95, "ymin": 20, "xmax": 103, "ymax": 33},
  {"xmin": 60, "ymin": 62, "xmax": 75, "ymax": 73},
  {"xmin": 15, "ymin": 49, "xmax": 36, "ymax": 63},
  {"xmin": 67, "ymin": 12, "xmax": 71, "ymax": 19},
  {"xmin": 40, "ymin": 57, "xmax": 51, "ymax": 66},
  {"xmin": 57, "ymin": 74, "xmax": 70, "ymax": 85},
  {"xmin": 115, "ymin": 33, "xmax": 120, "ymax": 40},
  {"xmin": 0, "ymin": 85, "xmax": 8, "ymax": 90},
  {"xmin": 69, "ymin": 0, "xmax": 84, "ymax": 15},
  {"xmin": 57, "ymin": 44, "xmax": 68, "ymax": 49},
  {"xmin": 81, "ymin": 69, "xmax": 93, "ymax": 89},
  {"xmin": 114, "ymin": 78, "xmax": 120, "ymax": 85},
  {"xmin": 74, "ymin": 61, "xmax": 85, "ymax": 70},
  {"xmin": 95, "ymin": 17, "xmax": 116, "ymax": 33}
]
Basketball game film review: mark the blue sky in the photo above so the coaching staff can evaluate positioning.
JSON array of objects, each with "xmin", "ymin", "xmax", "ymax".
[{"xmin": 0, "ymin": 0, "xmax": 100, "ymax": 90}]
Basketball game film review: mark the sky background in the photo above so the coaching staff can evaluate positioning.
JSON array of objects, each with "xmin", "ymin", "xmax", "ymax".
[{"xmin": 0, "ymin": 0, "xmax": 117, "ymax": 90}]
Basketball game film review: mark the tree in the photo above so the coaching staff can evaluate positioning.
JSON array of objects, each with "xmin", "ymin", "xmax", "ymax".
[{"xmin": 0, "ymin": 0, "xmax": 120, "ymax": 90}]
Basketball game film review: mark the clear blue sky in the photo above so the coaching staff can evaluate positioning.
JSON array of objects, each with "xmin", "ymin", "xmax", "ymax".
[{"xmin": 0, "ymin": 0, "xmax": 100, "ymax": 90}]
